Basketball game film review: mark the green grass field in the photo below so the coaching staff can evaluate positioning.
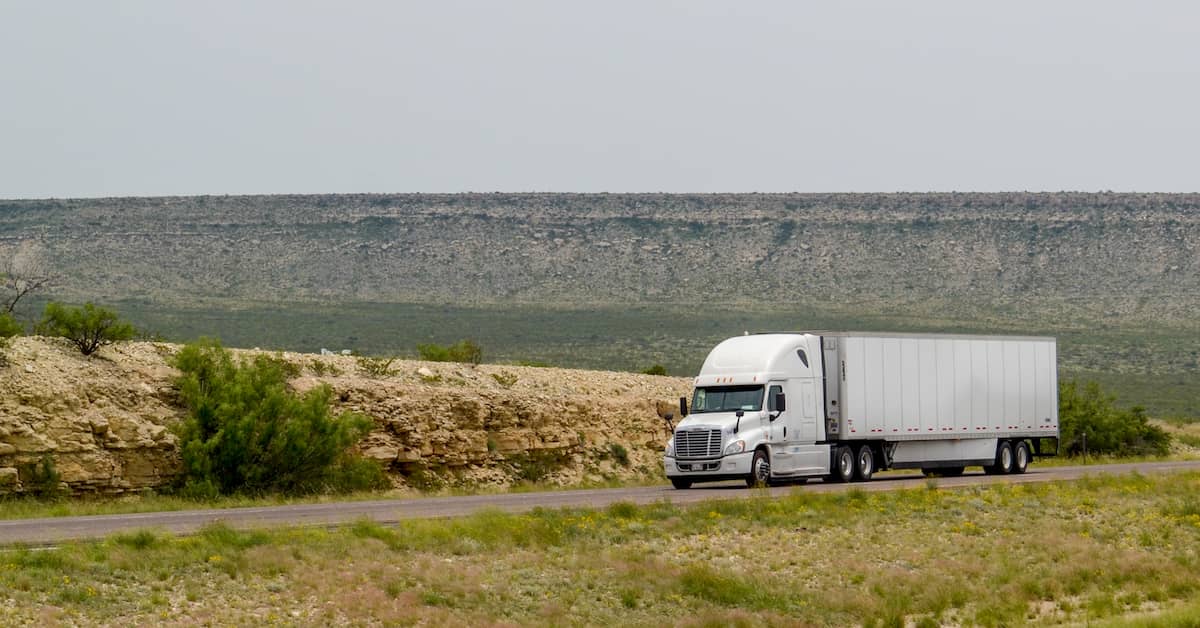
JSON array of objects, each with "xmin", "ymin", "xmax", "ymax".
[
  {"xmin": 102, "ymin": 298, "xmax": 1200, "ymax": 417},
  {"xmin": 3, "ymin": 472, "xmax": 1199, "ymax": 626}
]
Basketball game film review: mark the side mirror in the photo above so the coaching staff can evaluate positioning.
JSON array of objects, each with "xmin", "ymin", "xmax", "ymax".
[
  {"xmin": 679, "ymin": 396, "xmax": 689, "ymax": 418},
  {"xmin": 774, "ymin": 393, "xmax": 786, "ymax": 413}
]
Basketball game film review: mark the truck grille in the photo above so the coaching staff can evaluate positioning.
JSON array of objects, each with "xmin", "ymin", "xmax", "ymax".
[{"xmin": 674, "ymin": 429, "xmax": 722, "ymax": 459}]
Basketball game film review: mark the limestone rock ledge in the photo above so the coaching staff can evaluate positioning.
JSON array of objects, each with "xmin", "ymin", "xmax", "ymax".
[{"xmin": 0, "ymin": 337, "xmax": 688, "ymax": 495}]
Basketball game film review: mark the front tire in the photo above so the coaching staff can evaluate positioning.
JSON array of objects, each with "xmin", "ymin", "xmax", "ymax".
[
  {"xmin": 1013, "ymin": 441, "xmax": 1030, "ymax": 474},
  {"xmin": 670, "ymin": 478, "xmax": 693, "ymax": 490},
  {"xmin": 747, "ymin": 449, "xmax": 771, "ymax": 488},
  {"xmin": 832, "ymin": 446, "xmax": 855, "ymax": 483},
  {"xmin": 855, "ymin": 445, "xmax": 875, "ymax": 481}
]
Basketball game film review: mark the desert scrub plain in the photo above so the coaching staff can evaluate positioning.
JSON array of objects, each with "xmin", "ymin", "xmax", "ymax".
[{"xmin": 2, "ymin": 472, "xmax": 1200, "ymax": 626}]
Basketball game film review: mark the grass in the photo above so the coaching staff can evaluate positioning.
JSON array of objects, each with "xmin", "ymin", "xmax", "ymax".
[
  {"xmin": 0, "ymin": 473, "xmax": 676, "ymax": 521},
  {"xmin": 87, "ymin": 297, "xmax": 1199, "ymax": 416},
  {"xmin": 2, "ymin": 472, "xmax": 1200, "ymax": 625}
]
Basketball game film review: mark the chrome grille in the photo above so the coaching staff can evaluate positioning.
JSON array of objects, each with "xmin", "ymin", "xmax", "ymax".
[{"xmin": 674, "ymin": 428, "xmax": 722, "ymax": 459}]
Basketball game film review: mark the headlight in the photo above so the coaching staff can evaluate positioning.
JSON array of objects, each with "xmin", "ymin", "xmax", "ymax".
[
  {"xmin": 665, "ymin": 438, "xmax": 675, "ymax": 457},
  {"xmin": 724, "ymin": 440, "xmax": 745, "ymax": 455}
]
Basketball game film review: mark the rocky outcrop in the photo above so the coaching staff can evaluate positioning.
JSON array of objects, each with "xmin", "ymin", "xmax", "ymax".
[
  {"xmin": 3, "ymin": 192, "xmax": 1198, "ymax": 322},
  {"xmin": 0, "ymin": 337, "xmax": 688, "ymax": 495}
]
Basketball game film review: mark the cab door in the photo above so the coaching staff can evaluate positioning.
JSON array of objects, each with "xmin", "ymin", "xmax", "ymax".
[{"xmin": 765, "ymin": 382, "xmax": 793, "ymax": 472}]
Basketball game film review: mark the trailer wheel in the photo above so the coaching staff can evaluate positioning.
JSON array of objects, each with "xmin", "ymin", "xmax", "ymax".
[
  {"xmin": 747, "ymin": 449, "xmax": 771, "ymax": 487},
  {"xmin": 986, "ymin": 441, "xmax": 1014, "ymax": 474},
  {"xmin": 855, "ymin": 446, "xmax": 875, "ymax": 481},
  {"xmin": 670, "ymin": 478, "xmax": 693, "ymax": 490},
  {"xmin": 832, "ymin": 446, "xmax": 855, "ymax": 483},
  {"xmin": 1013, "ymin": 441, "xmax": 1030, "ymax": 474}
]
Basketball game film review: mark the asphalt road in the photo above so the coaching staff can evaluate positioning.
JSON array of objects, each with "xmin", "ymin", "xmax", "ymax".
[{"xmin": 3, "ymin": 460, "xmax": 1198, "ymax": 546}]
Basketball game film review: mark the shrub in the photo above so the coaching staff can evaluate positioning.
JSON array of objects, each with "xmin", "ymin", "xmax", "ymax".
[
  {"xmin": 172, "ymin": 338, "xmax": 388, "ymax": 496},
  {"xmin": 491, "ymin": 371, "xmax": 518, "ymax": 388},
  {"xmin": 0, "ymin": 312, "xmax": 21, "ymax": 339},
  {"xmin": 0, "ymin": 312, "xmax": 20, "ymax": 366},
  {"xmin": 641, "ymin": 364, "xmax": 668, "ymax": 376},
  {"xmin": 417, "ymin": 339, "xmax": 482, "ymax": 365},
  {"xmin": 1059, "ymin": 379, "xmax": 1170, "ymax": 456},
  {"xmin": 35, "ymin": 302, "xmax": 135, "ymax": 355},
  {"xmin": 308, "ymin": 359, "xmax": 342, "ymax": 377},
  {"xmin": 356, "ymin": 355, "xmax": 396, "ymax": 377},
  {"xmin": 19, "ymin": 454, "xmax": 65, "ymax": 499},
  {"xmin": 608, "ymin": 443, "xmax": 630, "ymax": 466}
]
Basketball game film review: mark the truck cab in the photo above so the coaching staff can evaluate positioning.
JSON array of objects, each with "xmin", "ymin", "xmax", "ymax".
[{"xmin": 664, "ymin": 333, "xmax": 830, "ymax": 488}]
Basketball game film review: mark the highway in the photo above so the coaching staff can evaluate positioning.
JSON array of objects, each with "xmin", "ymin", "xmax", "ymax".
[{"xmin": 2, "ymin": 460, "xmax": 1197, "ymax": 545}]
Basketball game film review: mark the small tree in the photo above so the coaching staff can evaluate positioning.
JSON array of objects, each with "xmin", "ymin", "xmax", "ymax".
[
  {"xmin": 36, "ymin": 302, "xmax": 136, "ymax": 355},
  {"xmin": 2, "ymin": 242, "xmax": 55, "ymax": 315},
  {"xmin": 173, "ymin": 338, "xmax": 386, "ymax": 496},
  {"xmin": 1059, "ymin": 380, "xmax": 1170, "ymax": 456}
]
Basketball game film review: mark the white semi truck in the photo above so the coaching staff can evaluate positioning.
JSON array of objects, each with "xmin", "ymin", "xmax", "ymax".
[{"xmin": 664, "ymin": 332, "xmax": 1058, "ymax": 488}]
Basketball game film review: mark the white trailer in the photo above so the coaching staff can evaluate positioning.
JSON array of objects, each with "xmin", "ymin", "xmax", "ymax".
[{"xmin": 664, "ymin": 332, "xmax": 1058, "ymax": 488}]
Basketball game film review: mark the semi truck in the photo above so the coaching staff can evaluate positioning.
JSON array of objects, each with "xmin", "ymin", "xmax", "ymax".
[{"xmin": 664, "ymin": 332, "xmax": 1058, "ymax": 488}]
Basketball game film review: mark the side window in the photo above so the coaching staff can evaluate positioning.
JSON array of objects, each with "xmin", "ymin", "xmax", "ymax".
[
  {"xmin": 768, "ymin": 385, "xmax": 783, "ymax": 411},
  {"xmin": 796, "ymin": 349, "xmax": 809, "ymax": 368}
]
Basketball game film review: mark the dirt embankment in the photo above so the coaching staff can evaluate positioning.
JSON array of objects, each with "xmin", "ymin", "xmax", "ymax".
[{"xmin": 0, "ymin": 337, "xmax": 688, "ymax": 495}]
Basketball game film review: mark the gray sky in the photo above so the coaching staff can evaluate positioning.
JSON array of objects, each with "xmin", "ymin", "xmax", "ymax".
[{"xmin": 2, "ymin": 1, "xmax": 1198, "ymax": 197}]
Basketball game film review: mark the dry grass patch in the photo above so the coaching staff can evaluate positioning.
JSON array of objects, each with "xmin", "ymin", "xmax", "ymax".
[{"xmin": 2, "ymin": 473, "xmax": 1200, "ymax": 625}]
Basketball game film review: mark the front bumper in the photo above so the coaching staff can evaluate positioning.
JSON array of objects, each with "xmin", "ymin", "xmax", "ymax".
[{"xmin": 664, "ymin": 450, "xmax": 754, "ymax": 478}]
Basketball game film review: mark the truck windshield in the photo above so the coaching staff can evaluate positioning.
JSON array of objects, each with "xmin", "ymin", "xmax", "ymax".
[{"xmin": 691, "ymin": 385, "xmax": 764, "ymax": 413}]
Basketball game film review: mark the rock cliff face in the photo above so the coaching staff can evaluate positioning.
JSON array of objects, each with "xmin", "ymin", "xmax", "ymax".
[
  {"xmin": 0, "ymin": 337, "xmax": 687, "ymax": 495},
  {"xmin": 3, "ymin": 192, "xmax": 1198, "ymax": 321}
]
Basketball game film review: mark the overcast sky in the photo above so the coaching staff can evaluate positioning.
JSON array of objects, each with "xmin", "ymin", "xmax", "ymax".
[{"xmin": 2, "ymin": 1, "xmax": 1197, "ymax": 198}]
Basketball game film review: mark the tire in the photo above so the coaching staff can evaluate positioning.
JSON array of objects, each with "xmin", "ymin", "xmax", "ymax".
[
  {"xmin": 986, "ymin": 441, "xmax": 1015, "ymax": 475},
  {"xmin": 1013, "ymin": 441, "xmax": 1030, "ymax": 474},
  {"xmin": 832, "ymin": 445, "xmax": 855, "ymax": 483},
  {"xmin": 670, "ymin": 478, "xmax": 693, "ymax": 490},
  {"xmin": 855, "ymin": 445, "xmax": 875, "ymax": 481},
  {"xmin": 746, "ymin": 449, "xmax": 771, "ymax": 488}
]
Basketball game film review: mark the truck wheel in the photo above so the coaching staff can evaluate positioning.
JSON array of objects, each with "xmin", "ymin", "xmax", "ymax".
[
  {"xmin": 746, "ymin": 449, "xmax": 771, "ymax": 487},
  {"xmin": 855, "ymin": 445, "xmax": 875, "ymax": 481},
  {"xmin": 987, "ymin": 441, "xmax": 1014, "ymax": 474},
  {"xmin": 670, "ymin": 478, "xmax": 693, "ymax": 490},
  {"xmin": 832, "ymin": 446, "xmax": 855, "ymax": 483},
  {"xmin": 1013, "ymin": 441, "xmax": 1030, "ymax": 474}
]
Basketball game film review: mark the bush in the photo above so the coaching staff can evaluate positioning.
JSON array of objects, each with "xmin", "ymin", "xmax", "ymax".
[
  {"xmin": 0, "ymin": 312, "xmax": 20, "ymax": 366},
  {"xmin": 308, "ymin": 359, "xmax": 342, "ymax": 377},
  {"xmin": 1059, "ymin": 380, "xmax": 1170, "ymax": 457},
  {"xmin": 417, "ymin": 339, "xmax": 482, "ymax": 365},
  {"xmin": 36, "ymin": 302, "xmax": 135, "ymax": 355},
  {"xmin": 641, "ymin": 364, "xmax": 668, "ymax": 376},
  {"xmin": 19, "ymin": 454, "xmax": 65, "ymax": 499},
  {"xmin": 172, "ymin": 338, "xmax": 388, "ymax": 496},
  {"xmin": 0, "ymin": 312, "xmax": 21, "ymax": 339},
  {"xmin": 608, "ymin": 443, "xmax": 630, "ymax": 467},
  {"xmin": 491, "ymin": 371, "xmax": 518, "ymax": 388},
  {"xmin": 356, "ymin": 355, "xmax": 397, "ymax": 377}
]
